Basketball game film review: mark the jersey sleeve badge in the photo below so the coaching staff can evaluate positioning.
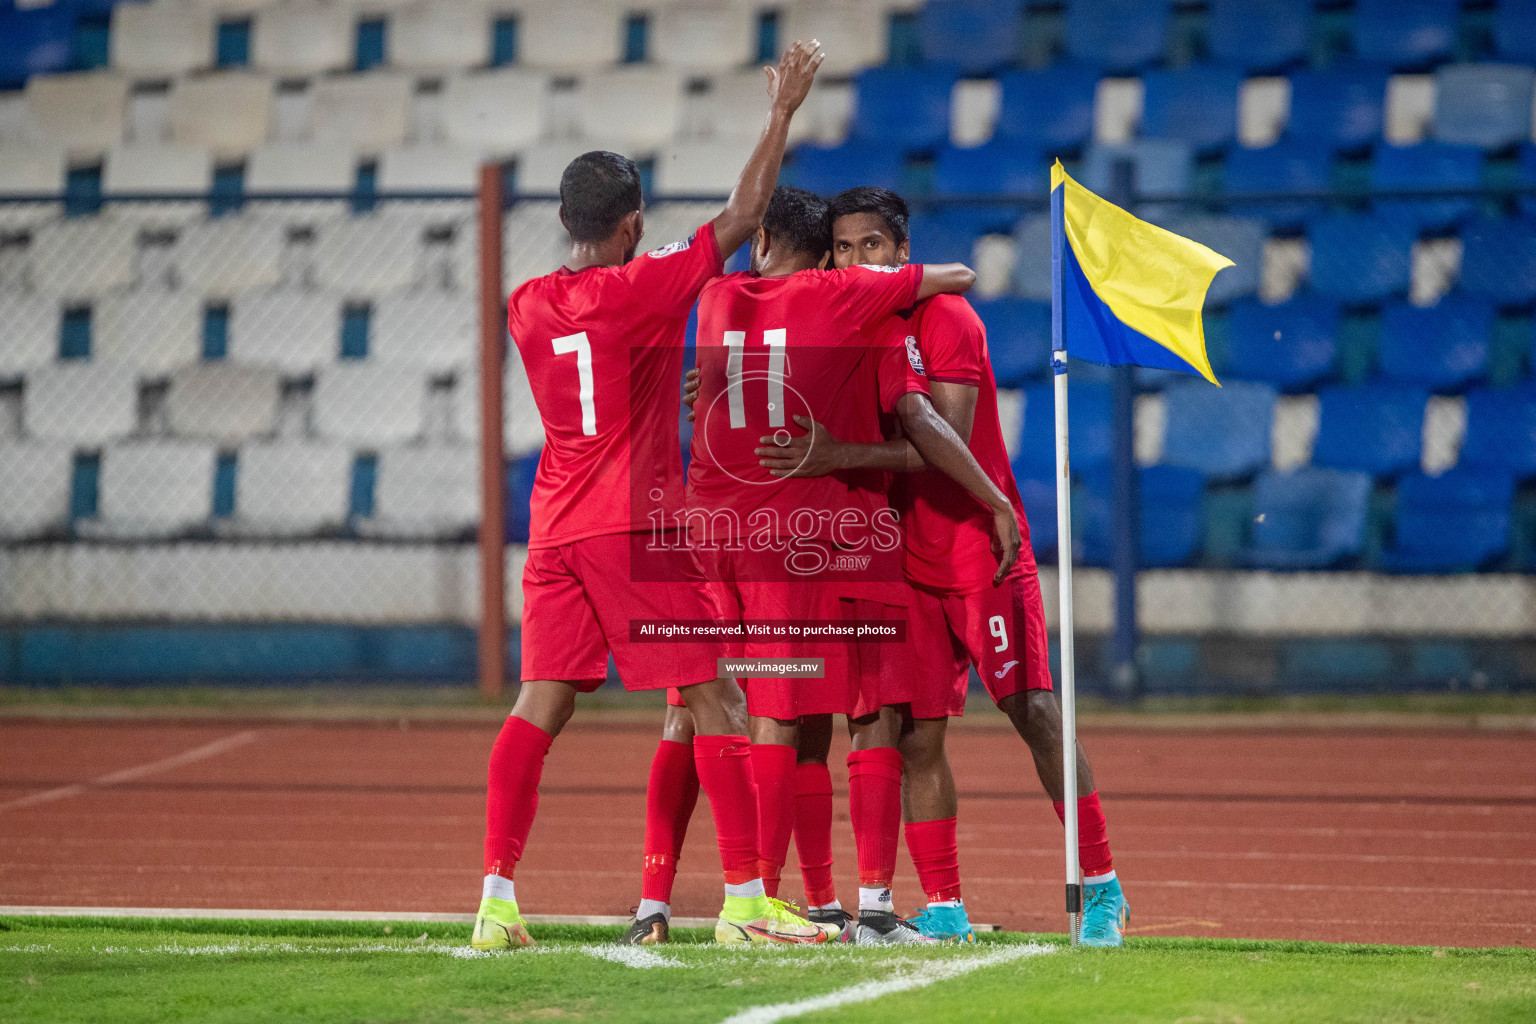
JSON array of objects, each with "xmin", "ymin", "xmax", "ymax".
[
  {"xmin": 854, "ymin": 263, "xmax": 902, "ymax": 273},
  {"xmin": 905, "ymin": 335, "xmax": 927, "ymax": 375},
  {"xmin": 646, "ymin": 236, "xmax": 694, "ymax": 258}
]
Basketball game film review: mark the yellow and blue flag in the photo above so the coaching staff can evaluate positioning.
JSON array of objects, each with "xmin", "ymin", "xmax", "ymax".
[{"xmin": 1051, "ymin": 161, "xmax": 1231, "ymax": 386}]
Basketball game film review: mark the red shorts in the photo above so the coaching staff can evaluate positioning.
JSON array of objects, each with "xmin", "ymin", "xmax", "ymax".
[
  {"xmin": 909, "ymin": 567, "xmax": 1053, "ymax": 718},
  {"xmin": 520, "ymin": 533, "xmax": 726, "ymax": 691}
]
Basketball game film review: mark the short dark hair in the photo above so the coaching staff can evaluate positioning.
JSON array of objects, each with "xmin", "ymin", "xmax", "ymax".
[
  {"xmin": 762, "ymin": 185, "xmax": 831, "ymax": 257},
  {"xmin": 828, "ymin": 186, "xmax": 909, "ymax": 246},
  {"xmin": 559, "ymin": 151, "xmax": 643, "ymax": 243}
]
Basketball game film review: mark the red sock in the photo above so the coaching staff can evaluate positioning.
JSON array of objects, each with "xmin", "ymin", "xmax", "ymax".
[
  {"xmin": 793, "ymin": 762, "xmax": 837, "ymax": 907},
  {"xmin": 1052, "ymin": 791, "xmax": 1115, "ymax": 879},
  {"xmin": 904, "ymin": 817, "xmax": 962, "ymax": 903},
  {"xmin": 749, "ymin": 744, "xmax": 796, "ymax": 898},
  {"xmin": 693, "ymin": 734, "xmax": 761, "ymax": 886},
  {"xmin": 483, "ymin": 716, "xmax": 554, "ymax": 879},
  {"xmin": 641, "ymin": 738, "xmax": 699, "ymax": 903},
  {"xmin": 847, "ymin": 747, "xmax": 903, "ymax": 890}
]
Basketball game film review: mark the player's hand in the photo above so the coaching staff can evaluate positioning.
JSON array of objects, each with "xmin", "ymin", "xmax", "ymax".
[
  {"xmin": 764, "ymin": 39, "xmax": 824, "ymax": 114},
  {"xmin": 682, "ymin": 367, "xmax": 700, "ymax": 422},
  {"xmin": 989, "ymin": 505, "xmax": 1022, "ymax": 587},
  {"xmin": 756, "ymin": 415, "xmax": 843, "ymax": 478}
]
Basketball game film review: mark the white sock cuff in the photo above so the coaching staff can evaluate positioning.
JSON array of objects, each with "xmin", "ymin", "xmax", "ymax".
[
  {"xmin": 928, "ymin": 899, "xmax": 963, "ymax": 909},
  {"xmin": 1084, "ymin": 869, "xmax": 1117, "ymax": 886},
  {"xmin": 725, "ymin": 879, "xmax": 766, "ymax": 900},
  {"xmin": 482, "ymin": 874, "xmax": 516, "ymax": 903},
  {"xmin": 636, "ymin": 898, "xmax": 671, "ymax": 922},
  {"xmin": 858, "ymin": 886, "xmax": 894, "ymax": 911},
  {"xmin": 811, "ymin": 900, "xmax": 842, "ymax": 912}
]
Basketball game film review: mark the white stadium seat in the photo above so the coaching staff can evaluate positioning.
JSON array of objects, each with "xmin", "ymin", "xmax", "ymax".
[
  {"xmin": 312, "ymin": 213, "xmax": 424, "ymax": 296},
  {"xmin": 246, "ymin": 142, "xmax": 357, "ymax": 192},
  {"xmin": 371, "ymin": 290, "xmax": 476, "ymax": 372},
  {"xmin": 687, "ymin": 70, "xmax": 818, "ymax": 144},
  {"xmin": 309, "ymin": 74, "xmax": 412, "ymax": 152},
  {"xmin": 378, "ymin": 146, "xmax": 480, "ymax": 192},
  {"xmin": 489, "ymin": 198, "xmax": 567, "ymax": 290},
  {"xmin": 653, "ymin": 1, "xmax": 756, "ymax": 71},
  {"xmin": 94, "ymin": 290, "xmax": 203, "ymax": 374},
  {"xmin": 0, "ymin": 145, "xmax": 64, "ymax": 227},
  {"xmin": 313, "ymin": 363, "xmax": 427, "ymax": 443},
  {"xmin": 234, "ymin": 440, "xmax": 352, "ymax": 534},
  {"xmin": 654, "ymin": 137, "xmax": 757, "ymax": 195},
  {"xmin": 371, "ymin": 442, "xmax": 478, "ymax": 536},
  {"xmin": 24, "ymin": 73, "xmax": 129, "ymax": 158},
  {"xmin": 24, "ymin": 363, "xmax": 139, "ymax": 444},
  {"xmin": 167, "ymin": 363, "xmax": 281, "ymax": 441},
  {"xmin": 0, "ymin": 295, "xmax": 60, "ymax": 378},
  {"xmin": 253, "ymin": 2, "xmax": 353, "ymax": 76},
  {"xmin": 229, "ymin": 289, "xmax": 342, "ymax": 372},
  {"xmin": 96, "ymin": 440, "xmax": 217, "ymax": 536},
  {"xmin": 453, "ymin": 359, "xmax": 544, "ymax": 454},
  {"xmin": 520, "ymin": 0, "xmax": 623, "ymax": 70},
  {"xmin": 111, "ymin": 2, "xmax": 214, "ymax": 77},
  {"xmin": 104, "ymin": 144, "xmax": 213, "ymax": 226},
  {"xmin": 511, "ymin": 141, "xmax": 608, "ymax": 193},
  {"xmin": 170, "ymin": 74, "xmax": 273, "ymax": 159},
  {"xmin": 0, "ymin": 443, "xmax": 73, "ymax": 539},
  {"xmin": 441, "ymin": 70, "xmax": 547, "ymax": 155},
  {"xmin": 783, "ymin": 0, "xmax": 887, "ymax": 76},
  {"xmin": 575, "ymin": 68, "xmax": 684, "ymax": 149},
  {"xmin": 29, "ymin": 218, "xmax": 138, "ymax": 301},
  {"xmin": 171, "ymin": 216, "xmax": 285, "ymax": 298},
  {"xmin": 388, "ymin": 1, "xmax": 489, "ymax": 71}
]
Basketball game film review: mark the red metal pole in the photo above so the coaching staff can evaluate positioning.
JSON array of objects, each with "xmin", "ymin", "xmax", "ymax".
[{"xmin": 477, "ymin": 164, "xmax": 507, "ymax": 699}]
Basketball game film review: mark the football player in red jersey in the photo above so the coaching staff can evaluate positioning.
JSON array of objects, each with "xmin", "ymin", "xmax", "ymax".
[{"xmin": 473, "ymin": 41, "xmax": 832, "ymax": 951}]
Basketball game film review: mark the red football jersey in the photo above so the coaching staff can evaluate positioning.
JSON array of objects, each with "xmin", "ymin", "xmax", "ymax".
[
  {"xmin": 687, "ymin": 264, "xmax": 926, "ymax": 550},
  {"xmin": 510, "ymin": 223, "xmax": 722, "ymax": 548},
  {"xmin": 888, "ymin": 293, "xmax": 1037, "ymax": 593}
]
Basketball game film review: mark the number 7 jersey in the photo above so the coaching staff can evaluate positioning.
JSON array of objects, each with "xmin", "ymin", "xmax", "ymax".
[{"xmin": 508, "ymin": 223, "xmax": 724, "ymax": 549}]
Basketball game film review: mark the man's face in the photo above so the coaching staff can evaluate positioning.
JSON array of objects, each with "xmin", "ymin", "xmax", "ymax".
[{"xmin": 831, "ymin": 212, "xmax": 910, "ymax": 270}]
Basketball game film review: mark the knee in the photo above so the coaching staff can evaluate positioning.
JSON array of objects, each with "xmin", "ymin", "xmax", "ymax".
[
  {"xmin": 897, "ymin": 724, "xmax": 946, "ymax": 770},
  {"xmin": 511, "ymin": 681, "xmax": 577, "ymax": 735},
  {"xmin": 1002, "ymin": 690, "xmax": 1061, "ymax": 747}
]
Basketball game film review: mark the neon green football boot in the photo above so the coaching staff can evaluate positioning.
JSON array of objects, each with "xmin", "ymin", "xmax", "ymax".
[
  {"xmin": 716, "ymin": 894, "xmax": 831, "ymax": 945},
  {"xmin": 471, "ymin": 896, "xmax": 535, "ymax": 949}
]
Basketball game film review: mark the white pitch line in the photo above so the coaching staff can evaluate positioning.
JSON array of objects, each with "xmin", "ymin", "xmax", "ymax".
[
  {"xmin": 0, "ymin": 730, "xmax": 263, "ymax": 813},
  {"xmin": 717, "ymin": 942, "xmax": 1056, "ymax": 1024},
  {"xmin": 581, "ymin": 945, "xmax": 683, "ymax": 968},
  {"xmin": 0, "ymin": 907, "xmax": 724, "ymax": 929}
]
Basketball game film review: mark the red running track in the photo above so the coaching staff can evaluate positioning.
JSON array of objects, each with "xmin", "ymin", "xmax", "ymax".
[{"xmin": 1, "ymin": 719, "xmax": 1532, "ymax": 948}]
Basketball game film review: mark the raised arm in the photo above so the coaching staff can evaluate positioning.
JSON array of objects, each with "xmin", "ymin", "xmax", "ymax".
[
  {"xmin": 914, "ymin": 263, "xmax": 977, "ymax": 302},
  {"xmin": 711, "ymin": 40, "xmax": 824, "ymax": 255}
]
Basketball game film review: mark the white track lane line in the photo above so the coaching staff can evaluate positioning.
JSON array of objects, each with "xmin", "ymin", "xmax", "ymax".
[
  {"xmin": 581, "ymin": 945, "xmax": 683, "ymax": 968},
  {"xmin": 0, "ymin": 730, "xmax": 263, "ymax": 814},
  {"xmin": 718, "ymin": 943, "xmax": 1056, "ymax": 1024}
]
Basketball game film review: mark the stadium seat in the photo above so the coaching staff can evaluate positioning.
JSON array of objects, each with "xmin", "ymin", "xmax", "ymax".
[
  {"xmin": 1222, "ymin": 141, "xmax": 1331, "ymax": 232},
  {"xmin": 1376, "ymin": 297, "xmax": 1493, "ymax": 391},
  {"xmin": 507, "ymin": 448, "xmax": 539, "ymax": 543},
  {"xmin": 1311, "ymin": 383, "xmax": 1428, "ymax": 478},
  {"xmin": 1140, "ymin": 67, "xmax": 1244, "ymax": 154},
  {"xmin": 918, "ymin": 0, "xmax": 1023, "ymax": 74},
  {"xmin": 0, "ymin": 1, "xmax": 75, "ymax": 89},
  {"xmin": 110, "ymin": 2, "xmax": 213, "ymax": 76},
  {"xmin": 1243, "ymin": 467, "xmax": 1372, "ymax": 568},
  {"xmin": 652, "ymin": 1, "xmax": 755, "ymax": 71},
  {"xmin": 1147, "ymin": 215, "xmax": 1265, "ymax": 305},
  {"xmin": 688, "ymin": 69, "xmax": 820, "ymax": 145},
  {"xmin": 1286, "ymin": 68, "xmax": 1389, "ymax": 152},
  {"xmin": 29, "ymin": 217, "xmax": 137, "ymax": 301},
  {"xmin": 1207, "ymin": 0, "xmax": 1310, "ymax": 73},
  {"xmin": 23, "ymin": 363, "xmax": 137, "ymax": 444},
  {"xmin": 575, "ymin": 68, "xmax": 684, "ymax": 150},
  {"xmin": 233, "ymin": 441, "xmax": 352, "ymax": 535},
  {"xmin": 252, "ymin": 2, "xmax": 352, "ymax": 75},
  {"xmin": 1432, "ymin": 64, "xmax": 1535, "ymax": 151},
  {"xmin": 388, "ymin": 0, "xmax": 489, "ymax": 71},
  {"xmin": 313, "ymin": 364, "xmax": 426, "ymax": 444},
  {"xmin": 309, "ymin": 74, "xmax": 412, "ymax": 152},
  {"xmin": 0, "ymin": 295, "xmax": 60, "ymax": 377},
  {"xmin": 1011, "ymin": 214, "xmax": 1053, "ymax": 301},
  {"xmin": 1161, "ymin": 379, "xmax": 1278, "ymax": 480},
  {"xmin": 933, "ymin": 142, "xmax": 1047, "ymax": 198},
  {"xmin": 104, "ymin": 144, "xmax": 213, "ymax": 225},
  {"xmin": 95, "ymin": 441, "xmax": 217, "ymax": 537},
  {"xmin": 1222, "ymin": 297, "xmax": 1333, "ymax": 396},
  {"xmin": 1081, "ymin": 140, "xmax": 1195, "ymax": 198},
  {"xmin": 94, "ymin": 291, "xmax": 202, "ymax": 374},
  {"xmin": 1459, "ymin": 385, "xmax": 1536, "ymax": 480},
  {"xmin": 782, "ymin": 0, "xmax": 888, "ymax": 77},
  {"xmin": 371, "ymin": 290, "xmax": 476, "ymax": 372},
  {"xmin": 1080, "ymin": 463, "xmax": 1206, "ymax": 568},
  {"xmin": 1521, "ymin": 144, "xmax": 1536, "ymax": 220},
  {"xmin": 1458, "ymin": 217, "xmax": 1536, "ymax": 306},
  {"xmin": 440, "ymin": 70, "xmax": 546, "ymax": 155},
  {"xmin": 1494, "ymin": 0, "xmax": 1536, "ymax": 63},
  {"xmin": 0, "ymin": 443, "xmax": 72, "ymax": 539},
  {"xmin": 372, "ymin": 443, "xmax": 478, "ymax": 537},
  {"xmin": 850, "ymin": 66, "xmax": 957, "ymax": 151},
  {"xmin": 1350, "ymin": 0, "xmax": 1458, "ymax": 70},
  {"xmin": 229, "ymin": 290, "xmax": 342, "ymax": 372},
  {"xmin": 905, "ymin": 211, "xmax": 983, "ymax": 268},
  {"xmin": 519, "ymin": 0, "xmax": 623, "ymax": 70},
  {"xmin": 169, "ymin": 74, "xmax": 273, "ymax": 159},
  {"xmin": 24, "ymin": 72, "xmax": 127, "ymax": 159},
  {"xmin": 1306, "ymin": 215, "xmax": 1415, "ymax": 304},
  {"xmin": 1378, "ymin": 468, "xmax": 1515, "ymax": 572},
  {"xmin": 1015, "ymin": 379, "xmax": 1112, "ymax": 479},
  {"xmin": 377, "ymin": 146, "xmax": 479, "ymax": 193},
  {"xmin": 171, "ymin": 216, "xmax": 285, "ymax": 298},
  {"xmin": 166, "ymin": 363, "xmax": 281, "ymax": 442},
  {"xmin": 1012, "ymin": 468, "xmax": 1058, "ymax": 554},
  {"xmin": 0, "ymin": 143, "xmax": 64, "ymax": 196},
  {"xmin": 313, "ymin": 214, "xmax": 424, "ymax": 297},
  {"xmin": 993, "ymin": 67, "xmax": 1100, "ymax": 153},
  {"xmin": 455, "ymin": 363, "xmax": 547, "ymax": 454},
  {"xmin": 654, "ymin": 138, "xmax": 760, "ymax": 196},
  {"xmin": 789, "ymin": 142, "xmax": 903, "ymax": 196},
  {"xmin": 1370, "ymin": 143, "xmax": 1483, "ymax": 233},
  {"xmin": 1063, "ymin": 0, "xmax": 1171, "ymax": 72},
  {"xmin": 972, "ymin": 297, "xmax": 1050, "ymax": 387},
  {"xmin": 246, "ymin": 142, "xmax": 357, "ymax": 193}
]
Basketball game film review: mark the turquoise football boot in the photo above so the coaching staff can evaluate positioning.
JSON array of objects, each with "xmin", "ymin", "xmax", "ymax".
[
  {"xmin": 1079, "ymin": 877, "xmax": 1128, "ymax": 947},
  {"xmin": 908, "ymin": 902, "xmax": 977, "ymax": 943}
]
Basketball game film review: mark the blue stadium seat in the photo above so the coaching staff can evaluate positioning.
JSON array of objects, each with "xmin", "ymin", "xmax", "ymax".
[
  {"xmin": 905, "ymin": 210, "xmax": 985, "ymax": 266},
  {"xmin": 972, "ymin": 297, "xmax": 1050, "ymax": 387},
  {"xmin": 1370, "ymin": 143, "xmax": 1484, "ymax": 233},
  {"xmin": 1207, "ymin": 0, "xmax": 1310, "ymax": 72},
  {"xmin": 1312, "ymin": 383, "xmax": 1428, "ymax": 478},
  {"xmin": 994, "ymin": 67, "xmax": 1100, "ymax": 153},
  {"xmin": 1081, "ymin": 140, "xmax": 1194, "ymax": 198},
  {"xmin": 1520, "ymin": 144, "xmax": 1536, "ymax": 219},
  {"xmin": 1378, "ymin": 469, "xmax": 1515, "ymax": 572},
  {"xmin": 1460, "ymin": 385, "xmax": 1536, "ymax": 480},
  {"xmin": 1287, "ymin": 68, "xmax": 1389, "ymax": 152},
  {"xmin": 1433, "ymin": 64, "xmax": 1536, "ymax": 151},
  {"xmin": 1140, "ymin": 66, "xmax": 1244, "ymax": 153},
  {"xmin": 933, "ymin": 142, "xmax": 1046, "ymax": 198},
  {"xmin": 1012, "ymin": 468, "xmax": 1058, "ymax": 555},
  {"xmin": 1458, "ymin": 217, "xmax": 1536, "ymax": 306},
  {"xmin": 0, "ymin": 0, "xmax": 77, "ymax": 87},
  {"xmin": 1015, "ymin": 379, "xmax": 1112, "ymax": 478},
  {"xmin": 1307, "ymin": 215, "xmax": 1415, "ymax": 303},
  {"xmin": 1063, "ymin": 0, "xmax": 1170, "ymax": 72},
  {"xmin": 1495, "ymin": 0, "xmax": 1536, "ymax": 63},
  {"xmin": 1350, "ymin": 0, "xmax": 1458, "ymax": 70},
  {"xmin": 1242, "ymin": 467, "xmax": 1373, "ymax": 568},
  {"xmin": 789, "ymin": 142, "xmax": 903, "ymax": 195},
  {"xmin": 1225, "ymin": 296, "xmax": 1340, "ymax": 391},
  {"xmin": 850, "ymin": 65, "xmax": 957, "ymax": 151},
  {"xmin": 508, "ymin": 449, "xmax": 540, "ymax": 544},
  {"xmin": 1161, "ymin": 379, "xmax": 1277, "ymax": 480},
  {"xmin": 1377, "ymin": 297, "xmax": 1494, "ymax": 391},
  {"xmin": 1147, "ymin": 215, "xmax": 1265, "ymax": 305},
  {"xmin": 1222, "ymin": 142, "xmax": 1332, "ymax": 232},
  {"xmin": 1080, "ymin": 464, "xmax": 1206, "ymax": 567},
  {"xmin": 919, "ymin": 0, "xmax": 1024, "ymax": 74}
]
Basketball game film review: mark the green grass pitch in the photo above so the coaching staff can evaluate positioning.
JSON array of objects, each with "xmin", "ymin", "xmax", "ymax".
[{"xmin": 3, "ymin": 916, "xmax": 1533, "ymax": 1023}]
